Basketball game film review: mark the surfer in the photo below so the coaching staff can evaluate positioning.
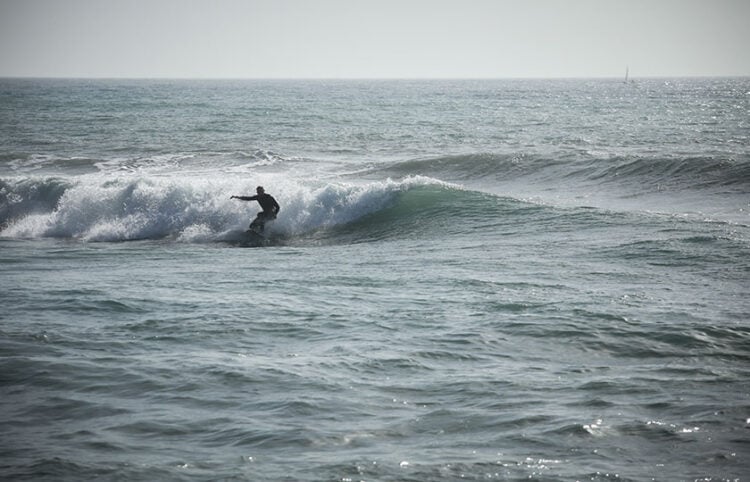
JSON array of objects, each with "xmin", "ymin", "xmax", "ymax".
[{"xmin": 231, "ymin": 186, "xmax": 280, "ymax": 233}]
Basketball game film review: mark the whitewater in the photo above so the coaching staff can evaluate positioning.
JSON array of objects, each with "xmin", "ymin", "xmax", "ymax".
[{"xmin": 1, "ymin": 78, "xmax": 749, "ymax": 481}]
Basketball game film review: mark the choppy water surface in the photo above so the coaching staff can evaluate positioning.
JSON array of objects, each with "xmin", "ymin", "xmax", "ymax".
[{"xmin": 1, "ymin": 78, "xmax": 749, "ymax": 480}]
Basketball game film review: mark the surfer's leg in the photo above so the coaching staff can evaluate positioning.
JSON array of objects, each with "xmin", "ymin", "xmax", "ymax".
[{"xmin": 249, "ymin": 214, "xmax": 265, "ymax": 232}]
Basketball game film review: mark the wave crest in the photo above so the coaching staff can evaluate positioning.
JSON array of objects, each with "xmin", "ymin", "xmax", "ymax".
[{"xmin": 375, "ymin": 152, "xmax": 750, "ymax": 192}]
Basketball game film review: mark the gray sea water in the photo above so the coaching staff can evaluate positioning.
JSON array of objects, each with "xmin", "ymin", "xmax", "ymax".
[{"xmin": 1, "ymin": 78, "xmax": 749, "ymax": 481}]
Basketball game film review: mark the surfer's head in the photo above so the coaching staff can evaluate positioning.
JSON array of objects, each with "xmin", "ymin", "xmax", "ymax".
[{"xmin": 256, "ymin": 186, "xmax": 265, "ymax": 194}]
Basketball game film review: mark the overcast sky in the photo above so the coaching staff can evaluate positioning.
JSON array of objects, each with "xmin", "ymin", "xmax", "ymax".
[{"xmin": 1, "ymin": 0, "xmax": 748, "ymax": 79}]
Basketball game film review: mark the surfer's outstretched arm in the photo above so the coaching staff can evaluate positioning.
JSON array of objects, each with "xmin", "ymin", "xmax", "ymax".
[{"xmin": 231, "ymin": 195, "xmax": 257, "ymax": 201}]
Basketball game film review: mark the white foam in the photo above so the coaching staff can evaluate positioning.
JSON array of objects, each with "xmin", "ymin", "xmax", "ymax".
[{"xmin": 1, "ymin": 173, "xmax": 445, "ymax": 242}]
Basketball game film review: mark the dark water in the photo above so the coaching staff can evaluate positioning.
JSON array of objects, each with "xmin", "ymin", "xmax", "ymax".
[{"xmin": 1, "ymin": 78, "xmax": 749, "ymax": 480}]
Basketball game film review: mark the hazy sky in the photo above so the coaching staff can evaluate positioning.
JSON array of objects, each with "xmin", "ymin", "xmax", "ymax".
[{"xmin": 1, "ymin": 0, "xmax": 748, "ymax": 78}]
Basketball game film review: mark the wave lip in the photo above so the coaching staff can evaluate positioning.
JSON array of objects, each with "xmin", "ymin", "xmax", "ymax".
[{"xmin": 371, "ymin": 152, "xmax": 561, "ymax": 182}]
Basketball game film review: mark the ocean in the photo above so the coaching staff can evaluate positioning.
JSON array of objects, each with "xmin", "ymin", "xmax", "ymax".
[{"xmin": 1, "ymin": 78, "xmax": 749, "ymax": 481}]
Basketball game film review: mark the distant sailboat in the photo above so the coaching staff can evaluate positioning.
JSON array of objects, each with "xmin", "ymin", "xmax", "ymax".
[{"xmin": 624, "ymin": 66, "xmax": 629, "ymax": 83}]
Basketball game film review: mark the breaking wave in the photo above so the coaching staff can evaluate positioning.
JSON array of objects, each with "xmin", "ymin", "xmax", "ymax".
[{"xmin": 0, "ymin": 174, "xmax": 473, "ymax": 244}]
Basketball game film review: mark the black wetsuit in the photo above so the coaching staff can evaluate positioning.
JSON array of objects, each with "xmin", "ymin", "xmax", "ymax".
[{"xmin": 235, "ymin": 193, "xmax": 280, "ymax": 232}]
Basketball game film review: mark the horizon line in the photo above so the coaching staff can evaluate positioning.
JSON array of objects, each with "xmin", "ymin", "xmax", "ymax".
[{"xmin": 1, "ymin": 74, "xmax": 749, "ymax": 81}]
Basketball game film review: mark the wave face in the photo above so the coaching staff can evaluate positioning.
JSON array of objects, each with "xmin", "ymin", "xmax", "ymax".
[{"xmin": 5, "ymin": 171, "xmax": 634, "ymax": 246}]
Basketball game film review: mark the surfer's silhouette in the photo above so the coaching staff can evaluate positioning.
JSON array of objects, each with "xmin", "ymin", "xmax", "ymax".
[{"xmin": 231, "ymin": 186, "xmax": 280, "ymax": 233}]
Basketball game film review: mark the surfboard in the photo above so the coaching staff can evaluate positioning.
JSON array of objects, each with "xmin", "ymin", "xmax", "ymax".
[{"xmin": 242, "ymin": 229, "xmax": 268, "ymax": 246}]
